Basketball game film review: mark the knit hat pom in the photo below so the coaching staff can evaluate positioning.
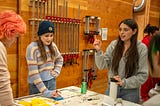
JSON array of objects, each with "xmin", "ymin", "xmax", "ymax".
[{"xmin": 37, "ymin": 21, "xmax": 54, "ymax": 36}]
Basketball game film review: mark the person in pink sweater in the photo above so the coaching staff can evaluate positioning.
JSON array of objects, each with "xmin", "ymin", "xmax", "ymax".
[{"xmin": 0, "ymin": 10, "xmax": 26, "ymax": 106}]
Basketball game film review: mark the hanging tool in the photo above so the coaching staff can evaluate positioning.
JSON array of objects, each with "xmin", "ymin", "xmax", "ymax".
[
  {"xmin": 82, "ymin": 49, "xmax": 97, "ymax": 88},
  {"xmin": 96, "ymin": 17, "xmax": 101, "ymax": 35},
  {"xmin": 87, "ymin": 49, "xmax": 95, "ymax": 88},
  {"xmin": 68, "ymin": 18, "xmax": 73, "ymax": 65},
  {"xmin": 39, "ymin": 0, "xmax": 43, "ymax": 21},
  {"xmin": 84, "ymin": 16, "xmax": 101, "ymax": 43},
  {"xmin": 72, "ymin": 18, "xmax": 75, "ymax": 55},
  {"xmin": 31, "ymin": 0, "xmax": 35, "ymax": 41},
  {"xmin": 88, "ymin": 68, "xmax": 93, "ymax": 88},
  {"xmin": 82, "ymin": 49, "xmax": 89, "ymax": 82},
  {"xmin": 92, "ymin": 49, "xmax": 97, "ymax": 80},
  {"xmin": 36, "ymin": 0, "xmax": 40, "ymax": 26},
  {"xmin": 65, "ymin": 0, "xmax": 69, "ymax": 64},
  {"xmin": 69, "ymin": 18, "xmax": 73, "ymax": 64},
  {"xmin": 55, "ymin": 0, "xmax": 59, "ymax": 48},
  {"xmin": 62, "ymin": 0, "xmax": 65, "ymax": 54},
  {"xmin": 43, "ymin": 0, "xmax": 46, "ymax": 19},
  {"xmin": 30, "ymin": 0, "xmax": 47, "ymax": 41},
  {"xmin": 84, "ymin": 16, "xmax": 93, "ymax": 43},
  {"xmin": 67, "ymin": 17, "xmax": 70, "ymax": 63},
  {"xmin": 53, "ymin": 0, "xmax": 55, "ymax": 16},
  {"xmin": 77, "ymin": 4, "xmax": 80, "ymax": 53},
  {"xmin": 73, "ymin": 4, "xmax": 80, "ymax": 64},
  {"xmin": 52, "ymin": 0, "xmax": 58, "ymax": 45},
  {"xmin": 46, "ymin": 0, "xmax": 49, "ymax": 16},
  {"xmin": 65, "ymin": 1, "xmax": 71, "ymax": 64},
  {"xmin": 58, "ymin": 5, "xmax": 64, "ymax": 52},
  {"xmin": 60, "ymin": 3, "xmax": 67, "ymax": 66},
  {"xmin": 50, "ymin": 0, "xmax": 52, "ymax": 20},
  {"xmin": 84, "ymin": 16, "xmax": 90, "ymax": 35}
]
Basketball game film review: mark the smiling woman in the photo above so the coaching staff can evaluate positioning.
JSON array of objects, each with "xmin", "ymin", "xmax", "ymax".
[
  {"xmin": 26, "ymin": 20, "xmax": 63, "ymax": 98},
  {"xmin": 93, "ymin": 18, "xmax": 148, "ymax": 103}
]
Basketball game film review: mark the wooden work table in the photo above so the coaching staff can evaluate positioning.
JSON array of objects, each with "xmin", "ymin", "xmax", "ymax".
[{"xmin": 14, "ymin": 86, "xmax": 142, "ymax": 106}]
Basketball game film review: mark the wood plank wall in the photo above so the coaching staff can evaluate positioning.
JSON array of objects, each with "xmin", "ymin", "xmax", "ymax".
[
  {"xmin": 0, "ymin": 0, "xmax": 159, "ymax": 97},
  {"xmin": 18, "ymin": 0, "xmax": 133, "ymax": 97},
  {"xmin": 0, "ymin": 0, "xmax": 18, "ymax": 97},
  {"xmin": 134, "ymin": 0, "xmax": 160, "ymax": 40},
  {"xmin": 149, "ymin": 0, "xmax": 160, "ymax": 27}
]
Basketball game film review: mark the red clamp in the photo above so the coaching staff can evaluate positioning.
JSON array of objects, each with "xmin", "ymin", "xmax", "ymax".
[{"xmin": 88, "ymin": 69, "xmax": 93, "ymax": 88}]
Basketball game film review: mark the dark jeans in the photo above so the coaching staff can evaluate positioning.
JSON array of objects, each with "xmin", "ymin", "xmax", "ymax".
[
  {"xmin": 105, "ymin": 84, "xmax": 140, "ymax": 103},
  {"xmin": 29, "ymin": 78, "xmax": 56, "ymax": 95}
]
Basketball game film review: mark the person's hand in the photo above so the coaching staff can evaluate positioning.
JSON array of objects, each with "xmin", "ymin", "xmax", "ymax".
[
  {"xmin": 93, "ymin": 35, "xmax": 102, "ymax": 51},
  {"xmin": 52, "ymin": 90, "xmax": 61, "ymax": 98},
  {"xmin": 51, "ymin": 69, "xmax": 58, "ymax": 78},
  {"xmin": 113, "ymin": 75, "xmax": 123, "ymax": 86},
  {"xmin": 51, "ymin": 70, "xmax": 56, "ymax": 76}
]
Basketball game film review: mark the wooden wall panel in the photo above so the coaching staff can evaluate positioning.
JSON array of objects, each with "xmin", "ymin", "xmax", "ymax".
[
  {"xmin": 0, "ymin": 1, "xmax": 18, "ymax": 97},
  {"xmin": 0, "ymin": 0, "xmax": 16, "ymax": 11},
  {"xmin": 134, "ymin": 0, "xmax": 150, "ymax": 40},
  {"xmin": 17, "ymin": 0, "xmax": 133, "ymax": 97},
  {"xmin": 1, "ymin": 0, "xmax": 159, "ymax": 98},
  {"xmin": 7, "ymin": 54, "xmax": 18, "ymax": 97},
  {"xmin": 134, "ymin": 0, "xmax": 160, "ymax": 40},
  {"xmin": 149, "ymin": 0, "xmax": 160, "ymax": 26},
  {"xmin": 0, "ymin": 0, "xmax": 133, "ymax": 97},
  {"xmin": 18, "ymin": 11, "xmax": 31, "ymax": 96}
]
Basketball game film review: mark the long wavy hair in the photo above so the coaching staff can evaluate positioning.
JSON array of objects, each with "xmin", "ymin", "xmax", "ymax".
[
  {"xmin": 111, "ymin": 19, "xmax": 139, "ymax": 78},
  {"xmin": 148, "ymin": 31, "xmax": 160, "ymax": 74},
  {"xmin": 37, "ymin": 37, "xmax": 55, "ymax": 62}
]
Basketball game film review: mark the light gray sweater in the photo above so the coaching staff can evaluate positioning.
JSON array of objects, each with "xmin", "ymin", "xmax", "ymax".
[
  {"xmin": 0, "ymin": 41, "xmax": 14, "ymax": 106},
  {"xmin": 95, "ymin": 40, "xmax": 148, "ymax": 89}
]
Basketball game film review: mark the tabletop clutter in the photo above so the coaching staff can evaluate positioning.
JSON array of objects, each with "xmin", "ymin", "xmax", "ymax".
[{"xmin": 14, "ymin": 86, "xmax": 141, "ymax": 106}]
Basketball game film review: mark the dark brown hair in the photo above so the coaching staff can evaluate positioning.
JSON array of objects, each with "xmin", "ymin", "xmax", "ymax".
[
  {"xmin": 37, "ymin": 37, "xmax": 55, "ymax": 62},
  {"xmin": 111, "ymin": 19, "xmax": 139, "ymax": 78},
  {"xmin": 143, "ymin": 24, "xmax": 159, "ymax": 35}
]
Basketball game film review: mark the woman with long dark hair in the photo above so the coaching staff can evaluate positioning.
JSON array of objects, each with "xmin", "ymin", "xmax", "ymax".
[{"xmin": 93, "ymin": 19, "xmax": 148, "ymax": 103}]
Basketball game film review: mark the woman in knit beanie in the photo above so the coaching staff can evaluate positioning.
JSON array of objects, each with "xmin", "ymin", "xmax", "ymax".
[
  {"xmin": 0, "ymin": 10, "xmax": 26, "ymax": 106},
  {"xmin": 26, "ymin": 21, "xmax": 63, "ymax": 98}
]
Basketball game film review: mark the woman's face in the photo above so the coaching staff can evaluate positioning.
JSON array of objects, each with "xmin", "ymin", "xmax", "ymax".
[
  {"xmin": 119, "ymin": 23, "xmax": 136, "ymax": 42},
  {"xmin": 40, "ymin": 32, "xmax": 53, "ymax": 45}
]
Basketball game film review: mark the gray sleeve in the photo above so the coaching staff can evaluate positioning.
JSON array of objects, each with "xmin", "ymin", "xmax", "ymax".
[
  {"xmin": 122, "ymin": 44, "xmax": 148, "ymax": 89},
  {"xmin": 95, "ymin": 40, "xmax": 116, "ymax": 70}
]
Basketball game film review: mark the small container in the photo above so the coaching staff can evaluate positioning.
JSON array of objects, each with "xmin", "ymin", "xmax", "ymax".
[
  {"xmin": 109, "ymin": 81, "xmax": 118, "ymax": 100},
  {"xmin": 81, "ymin": 81, "xmax": 87, "ymax": 94}
]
